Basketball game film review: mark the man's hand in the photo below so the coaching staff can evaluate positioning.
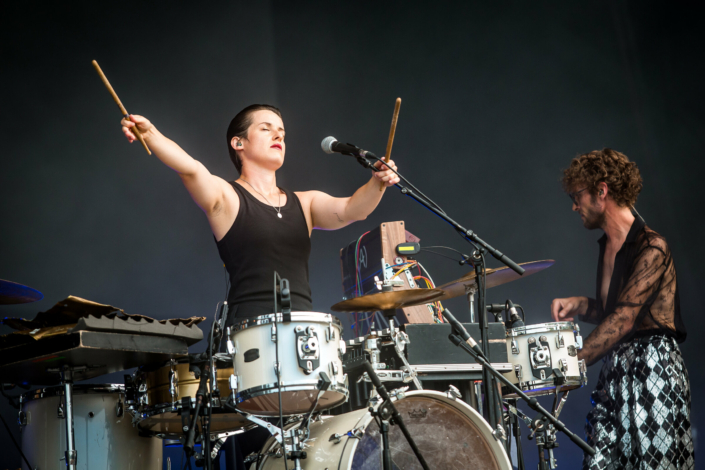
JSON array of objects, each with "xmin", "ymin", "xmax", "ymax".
[
  {"xmin": 121, "ymin": 114, "xmax": 154, "ymax": 143},
  {"xmin": 372, "ymin": 159, "xmax": 400, "ymax": 187},
  {"xmin": 550, "ymin": 296, "xmax": 588, "ymax": 322}
]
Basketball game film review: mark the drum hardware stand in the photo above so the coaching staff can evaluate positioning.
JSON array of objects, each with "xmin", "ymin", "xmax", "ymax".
[
  {"xmin": 442, "ymin": 320, "xmax": 595, "ymax": 459},
  {"xmin": 44, "ymin": 365, "xmax": 85, "ymax": 470},
  {"xmin": 504, "ymin": 399, "xmax": 526, "ymax": 470},
  {"xmin": 0, "ymin": 389, "xmax": 35, "ymax": 470},
  {"xmin": 358, "ymin": 359, "xmax": 430, "ymax": 470}
]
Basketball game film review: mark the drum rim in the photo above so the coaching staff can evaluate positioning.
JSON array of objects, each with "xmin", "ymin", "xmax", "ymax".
[
  {"xmin": 506, "ymin": 321, "xmax": 575, "ymax": 336},
  {"xmin": 232, "ymin": 312, "xmax": 342, "ymax": 332},
  {"xmin": 236, "ymin": 381, "xmax": 349, "ymax": 405},
  {"xmin": 20, "ymin": 384, "xmax": 124, "ymax": 403},
  {"xmin": 136, "ymin": 401, "xmax": 257, "ymax": 436}
]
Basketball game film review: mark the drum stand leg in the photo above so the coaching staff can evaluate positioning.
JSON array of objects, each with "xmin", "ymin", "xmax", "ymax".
[{"xmin": 60, "ymin": 369, "xmax": 77, "ymax": 470}]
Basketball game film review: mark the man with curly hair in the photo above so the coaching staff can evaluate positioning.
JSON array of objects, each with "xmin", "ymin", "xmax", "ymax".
[{"xmin": 551, "ymin": 148, "xmax": 693, "ymax": 469}]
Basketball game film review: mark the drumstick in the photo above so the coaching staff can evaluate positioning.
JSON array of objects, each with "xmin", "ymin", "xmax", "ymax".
[
  {"xmin": 91, "ymin": 60, "xmax": 151, "ymax": 155},
  {"xmin": 380, "ymin": 97, "xmax": 401, "ymax": 190}
]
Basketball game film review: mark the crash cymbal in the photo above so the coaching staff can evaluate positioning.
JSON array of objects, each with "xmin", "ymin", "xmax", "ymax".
[
  {"xmin": 331, "ymin": 288, "xmax": 445, "ymax": 313},
  {"xmin": 0, "ymin": 279, "xmax": 44, "ymax": 305},
  {"xmin": 437, "ymin": 260, "xmax": 554, "ymax": 301}
]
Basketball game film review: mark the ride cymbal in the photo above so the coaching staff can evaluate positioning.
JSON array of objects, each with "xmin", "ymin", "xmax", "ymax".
[
  {"xmin": 331, "ymin": 288, "xmax": 445, "ymax": 313},
  {"xmin": 437, "ymin": 260, "xmax": 554, "ymax": 301},
  {"xmin": 0, "ymin": 279, "xmax": 44, "ymax": 305}
]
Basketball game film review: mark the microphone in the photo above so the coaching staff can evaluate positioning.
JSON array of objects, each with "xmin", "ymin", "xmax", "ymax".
[
  {"xmin": 321, "ymin": 136, "xmax": 377, "ymax": 158},
  {"xmin": 441, "ymin": 309, "xmax": 485, "ymax": 359},
  {"xmin": 506, "ymin": 300, "xmax": 525, "ymax": 328}
]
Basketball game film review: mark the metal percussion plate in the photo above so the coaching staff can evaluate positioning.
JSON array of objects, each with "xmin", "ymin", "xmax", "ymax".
[
  {"xmin": 331, "ymin": 289, "xmax": 445, "ymax": 312},
  {"xmin": 0, "ymin": 279, "xmax": 43, "ymax": 305},
  {"xmin": 437, "ymin": 260, "xmax": 554, "ymax": 301},
  {"xmin": 0, "ymin": 331, "xmax": 188, "ymax": 385}
]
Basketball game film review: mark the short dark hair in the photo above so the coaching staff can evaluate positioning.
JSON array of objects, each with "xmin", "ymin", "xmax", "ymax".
[
  {"xmin": 561, "ymin": 148, "xmax": 643, "ymax": 207},
  {"xmin": 226, "ymin": 104, "xmax": 282, "ymax": 173}
]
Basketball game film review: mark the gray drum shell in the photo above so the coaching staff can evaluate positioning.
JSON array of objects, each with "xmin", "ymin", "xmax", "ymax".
[{"xmin": 20, "ymin": 385, "xmax": 161, "ymax": 470}]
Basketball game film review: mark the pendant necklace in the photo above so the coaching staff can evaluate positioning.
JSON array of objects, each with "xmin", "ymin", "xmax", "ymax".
[{"xmin": 240, "ymin": 179, "xmax": 282, "ymax": 218}]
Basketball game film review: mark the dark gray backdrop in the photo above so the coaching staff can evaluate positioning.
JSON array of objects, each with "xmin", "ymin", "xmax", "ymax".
[{"xmin": 2, "ymin": 1, "xmax": 703, "ymax": 468}]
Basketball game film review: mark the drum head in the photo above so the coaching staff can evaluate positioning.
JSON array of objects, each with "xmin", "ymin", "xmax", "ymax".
[{"xmin": 350, "ymin": 395, "xmax": 509, "ymax": 469}]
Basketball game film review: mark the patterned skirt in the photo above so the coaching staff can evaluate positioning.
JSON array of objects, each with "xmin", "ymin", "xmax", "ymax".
[{"xmin": 583, "ymin": 335, "xmax": 694, "ymax": 470}]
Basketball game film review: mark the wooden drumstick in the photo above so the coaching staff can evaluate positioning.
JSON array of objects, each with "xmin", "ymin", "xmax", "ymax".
[
  {"xmin": 380, "ymin": 97, "xmax": 401, "ymax": 190},
  {"xmin": 92, "ymin": 60, "xmax": 151, "ymax": 155}
]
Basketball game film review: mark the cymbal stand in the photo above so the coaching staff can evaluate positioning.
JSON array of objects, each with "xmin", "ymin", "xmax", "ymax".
[{"xmin": 58, "ymin": 366, "xmax": 77, "ymax": 470}]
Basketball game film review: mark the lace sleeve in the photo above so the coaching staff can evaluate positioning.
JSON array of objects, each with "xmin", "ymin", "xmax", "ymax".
[
  {"xmin": 579, "ymin": 241, "xmax": 668, "ymax": 366},
  {"xmin": 578, "ymin": 297, "xmax": 600, "ymax": 325}
]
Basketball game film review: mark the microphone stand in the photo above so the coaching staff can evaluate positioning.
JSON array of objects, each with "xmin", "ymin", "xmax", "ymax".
[{"xmin": 351, "ymin": 152, "xmax": 520, "ymax": 429}]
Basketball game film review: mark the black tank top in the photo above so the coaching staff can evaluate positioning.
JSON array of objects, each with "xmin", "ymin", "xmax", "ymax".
[{"xmin": 216, "ymin": 182, "xmax": 313, "ymax": 319}]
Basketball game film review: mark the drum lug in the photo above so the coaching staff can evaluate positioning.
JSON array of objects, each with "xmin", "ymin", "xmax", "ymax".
[
  {"xmin": 226, "ymin": 327, "xmax": 235, "ymax": 354},
  {"xmin": 492, "ymin": 423, "xmax": 507, "ymax": 442},
  {"xmin": 579, "ymin": 359, "xmax": 587, "ymax": 385},
  {"xmin": 574, "ymin": 331, "xmax": 584, "ymax": 350},
  {"xmin": 446, "ymin": 384, "xmax": 461, "ymax": 400},
  {"xmin": 555, "ymin": 334, "xmax": 565, "ymax": 349},
  {"xmin": 559, "ymin": 358, "xmax": 568, "ymax": 373},
  {"xmin": 511, "ymin": 339, "xmax": 520, "ymax": 355},
  {"xmin": 17, "ymin": 410, "xmax": 27, "ymax": 426},
  {"xmin": 116, "ymin": 397, "xmax": 124, "ymax": 418},
  {"xmin": 514, "ymin": 364, "xmax": 523, "ymax": 380},
  {"xmin": 169, "ymin": 369, "xmax": 178, "ymax": 402},
  {"xmin": 329, "ymin": 427, "xmax": 363, "ymax": 444},
  {"xmin": 328, "ymin": 361, "xmax": 339, "ymax": 378},
  {"xmin": 271, "ymin": 324, "xmax": 277, "ymax": 343},
  {"xmin": 326, "ymin": 323, "xmax": 336, "ymax": 342},
  {"xmin": 57, "ymin": 402, "xmax": 65, "ymax": 419}
]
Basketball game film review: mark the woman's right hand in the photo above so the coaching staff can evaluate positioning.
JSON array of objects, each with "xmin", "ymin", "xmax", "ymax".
[
  {"xmin": 121, "ymin": 114, "xmax": 154, "ymax": 143},
  {"xmin": 550, "ymin": 296, "xmax": 587, "ymax": 322}
]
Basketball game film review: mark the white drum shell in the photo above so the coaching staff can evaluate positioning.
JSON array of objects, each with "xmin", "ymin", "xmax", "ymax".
[
  {"xmin": 232, "ymin": 312, "xmax": 348, "ymax": 416},
  {"xmin": 255, "ymin": 390, "xmax": 512, "ymax": 470},
  {"xmin": 503, "ymin": 321, "xmax": 587, "ymax": 397},
  {"xmin": 20, "ymin": 385, "xmax": 161, "ymax": 470}
]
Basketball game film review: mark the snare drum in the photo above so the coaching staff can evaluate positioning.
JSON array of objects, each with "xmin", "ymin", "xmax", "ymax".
[
  {"xmin": 19, "ymin": 384, "xmax": 161, "ymax": 470},
  {"xmin": 135, "ymin": 360, "xmax": 254, "ymax": 437},
  {"xmin": 503, "ymin": 321, "xmax": 587, "ymax": 397},
  {"xmin": 231, "ymin": 312, "xmax": 348, "ymax": 416},
  {"xmin": 254, "ymin": 390, "xmax": 511, "ymax": 470}
]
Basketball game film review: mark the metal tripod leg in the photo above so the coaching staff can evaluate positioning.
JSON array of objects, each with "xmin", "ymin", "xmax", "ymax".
[{"xmin": 61, "ymin": 370, "xmax": 77, "ymax": 470}]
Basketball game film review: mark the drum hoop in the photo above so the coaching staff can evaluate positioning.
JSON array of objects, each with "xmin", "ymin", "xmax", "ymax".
[
  {"xmin": 20, "ymin": 384, "xmax": 124, "ymax": 403},
  {"xmin": 236, "ymin": 381, "xmax": 349, "ymax": 404},
  {"xmin": 232, "ymin": 312, "xmax": 342, "ymax": 332},
  {"xmin": 506, "ymin": 321, "xmax": 575, "ymax": 336}
]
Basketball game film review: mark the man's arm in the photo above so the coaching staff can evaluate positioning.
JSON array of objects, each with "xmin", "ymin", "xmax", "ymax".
[
  {"xmin": 121, "ymin": 115, "xmax": 229, "ymax": 215},
  {"xmin": 302, "ymin": 159, "xmax": 399, "ymax": 230},
  {"xmin": 578, "ymin": 243, "xmax": 668, "ymax": 366}
]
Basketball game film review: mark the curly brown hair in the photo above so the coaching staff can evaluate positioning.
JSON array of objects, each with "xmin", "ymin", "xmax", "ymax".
[{"xmin": 561, "ymin": 148, "xmax": 643, "ymax": 207}]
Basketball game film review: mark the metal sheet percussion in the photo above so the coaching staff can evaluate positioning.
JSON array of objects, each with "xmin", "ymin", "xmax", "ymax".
[
  {"xmin": 436, "ymin": 260, "xmax": 555, "ymax": 301},
  {"xmin": 502, "ymin": 321, "xmax": 587, "ymax": 398},
  {"xmin": 331, "ymin": 288, "xmax": 445, "ymax": 313},
  {"xmin": 254, "ymin": 390, "xmax": 512, "ymax": 470},
  {"xmin": 19, "ymin": 384, "xmax": 161, "ymax": 470},
  {"xmin": 231, "ymin": 312, "xmax": 348, "ymax": 416},
  {"xmin": 133, "ymin": 360, "xmax": 253, "ymax": 437},
  {"xmin": 0, "ymin": 279, "xmax": 43, "ymax": 305}
]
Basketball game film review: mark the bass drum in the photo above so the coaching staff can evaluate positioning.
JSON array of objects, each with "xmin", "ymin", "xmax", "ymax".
[
  {"xmin": 20, "ymin": 384, "xmax": 161, "ymax": 470},
  {"xmin": 253, "ymin": 390, "xmax": 511, "ymax": 470}
]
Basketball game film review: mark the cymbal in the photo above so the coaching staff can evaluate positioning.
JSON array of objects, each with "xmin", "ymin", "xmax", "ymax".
[
  {"xmin": 437, "ymin": 260, "xmax": 554, "ymax": 301},
  {"xmin": 0, "ymin": 279, "xmax": 44, "ymax": 305},
  {"xmin": 331, "ymin": 288, "xmax": 445, "ymax": 313}
]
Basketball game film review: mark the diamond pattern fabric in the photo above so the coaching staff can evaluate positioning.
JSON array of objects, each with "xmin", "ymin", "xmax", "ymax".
[{"xmin": 583, "ymin": 335, "xmax": 693, "ymax": 469}]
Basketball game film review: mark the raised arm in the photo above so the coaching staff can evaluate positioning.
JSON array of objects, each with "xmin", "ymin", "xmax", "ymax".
[
  {"xmin": 578, "ymin": 242, "xmax": 668, "ymax": 366},
  {"xmin": 298, "ymin": 159, "xmax": 399, "ymax": 231},
  {"xmin": 121, "ymin": 115, "xmax": 230, "ymax": 215}
]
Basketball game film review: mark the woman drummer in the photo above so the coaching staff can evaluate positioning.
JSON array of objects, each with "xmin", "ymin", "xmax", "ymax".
[{"xmin": 121, "ymin": 104, "xmax": 399, "ymax": 468}]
